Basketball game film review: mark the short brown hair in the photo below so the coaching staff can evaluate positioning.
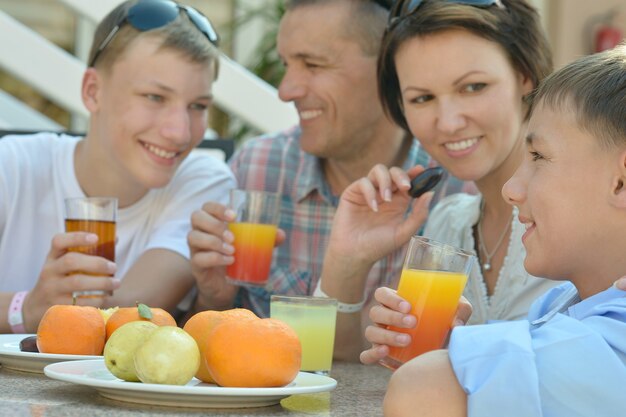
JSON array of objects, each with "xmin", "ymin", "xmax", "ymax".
[
  {"xmin": 528, "ymin": 44, "xmax": 626, "ymax": 151},
  {"xmin": 286, "ymin": 0, "xmax": 390, "ymax": 57},
  {"xmin": 88, "ymin": 0, "xmax": 219, "ymax": 75},
  {"xmin": 378, "ymin": 0, "xmax": 553, "ymax": 131}
]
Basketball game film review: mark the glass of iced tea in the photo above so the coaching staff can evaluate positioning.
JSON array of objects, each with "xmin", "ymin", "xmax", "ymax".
[
  {"xmin": 379, "ymin": 236, "xmax": 476, "ymax": 370},
  {"xmin": 64, "ymin": 197, "xmax": 117, "ymax": 298},
  {"xmin": 226, "ymin": 189, "xmax": 280, "ymax": 287}
]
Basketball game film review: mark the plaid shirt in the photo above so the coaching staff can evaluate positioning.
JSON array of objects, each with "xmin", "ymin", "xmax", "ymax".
[{"xmin": 229, "ymin": 126, "xmax": 473, "ymax": 317}]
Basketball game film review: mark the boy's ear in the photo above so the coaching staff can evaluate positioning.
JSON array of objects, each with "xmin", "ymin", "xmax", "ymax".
[
  {"xmin": 611, "ymin": 149, "xmax": 626, "ymax": 208},
  {"xmin": 81, "ymin": 68, "xmax": 101, "ymax": 113}
]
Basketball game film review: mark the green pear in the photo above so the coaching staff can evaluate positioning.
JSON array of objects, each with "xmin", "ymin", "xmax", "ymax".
[
  {"xmin": 134, "ymin": 326, "xmax": 200, "ymax": 385},
  {"xmin": 103, "ymin": 321, "xmax": 158, "ymax": 382}
]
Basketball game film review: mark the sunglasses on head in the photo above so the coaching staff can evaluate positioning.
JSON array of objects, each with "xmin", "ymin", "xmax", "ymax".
[
  {"xmin": 371, "ymin": 0, "xmax": 393, "ymax": 9},
  {"xmin": 90, "ymin": 0, "xmax": 219, "ymax": 67},
  {"xmin": 388, "ymin": 0, "xmax": 502, "ymax": 29}
]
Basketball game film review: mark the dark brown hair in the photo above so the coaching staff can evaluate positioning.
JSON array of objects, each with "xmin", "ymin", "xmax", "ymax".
[
  {"xmin": 286, "ymin": 0, "xmax": 390, "ymax": 56},
  {"xmin": 378, "ymin": 0, "xmax": 553, "ymax": 131}
]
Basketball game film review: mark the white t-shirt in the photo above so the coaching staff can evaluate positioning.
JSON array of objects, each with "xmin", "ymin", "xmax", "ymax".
[
  {"xmin": 0, "ymin": 133, "xmax": 236, "ymax": 292},
  {"xmin": 424, "ymin": 193, "xmax": 562, "ymax": 324}
]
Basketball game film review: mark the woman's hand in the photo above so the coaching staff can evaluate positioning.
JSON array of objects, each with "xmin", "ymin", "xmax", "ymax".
[
  {"xmin": 359, "ymin": 288, "xmax": 473, "ymax": 365},
  {"xmin": 328, "ymin": 165, "xmax": 433, "ymax": 268}
]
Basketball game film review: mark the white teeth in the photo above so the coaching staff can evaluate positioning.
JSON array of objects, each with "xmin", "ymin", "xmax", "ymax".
[
  {"xmin": 444, "ymin": 137, "xmax": 479, "ymax": 151},
  {"xmin": 299, "ymin": 110, "xmax": 322, "ymax": 120},
  {"xmin": 144, "ymin": 143, "xmax": 177, "ymax": 159}
]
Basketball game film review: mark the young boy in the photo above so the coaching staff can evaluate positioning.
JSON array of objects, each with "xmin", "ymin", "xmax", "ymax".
[
  {"xmin": 371, "ymin": 45, "xmax": 626, "ymax": 416},
  {"xmin": 0, "ymin": 0, "xmax": 235, "ymax": 333}
]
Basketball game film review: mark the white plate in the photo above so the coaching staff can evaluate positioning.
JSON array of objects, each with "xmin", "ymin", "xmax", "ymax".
[
  {"xmin": 44, "ymin": 359, "xmax": 337, "ymax": 408},
  {"xmin": 0, "ymin": 334, "xmax": 101, "ymax": 373}
]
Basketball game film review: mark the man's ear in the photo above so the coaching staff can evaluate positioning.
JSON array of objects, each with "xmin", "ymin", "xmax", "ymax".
[
  {"xmin": 610, "ymin": 148, "xmax": 626, "ymax": 208},
  {"xmin": 81, "ymin": 68, "xmax": 101, "ymax": 113}
]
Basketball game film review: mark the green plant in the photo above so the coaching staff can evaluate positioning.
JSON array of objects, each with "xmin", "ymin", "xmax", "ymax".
[{"xmin": 226, "ymin": 0, "xmax": 287, "ymax": 142}]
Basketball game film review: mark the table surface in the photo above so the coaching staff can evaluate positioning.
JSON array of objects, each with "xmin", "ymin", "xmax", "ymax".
[{"xmin": 0, "ymin": 361, "xmax": 391, "ymax": 417}]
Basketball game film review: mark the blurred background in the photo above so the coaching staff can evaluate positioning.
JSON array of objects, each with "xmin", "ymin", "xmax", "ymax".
[{"xmin": 0, "ymin": 0, "xmax": 625, "ymax": 144}]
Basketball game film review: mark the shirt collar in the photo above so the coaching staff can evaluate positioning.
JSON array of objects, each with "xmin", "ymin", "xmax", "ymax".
[
  {"xmin": 567, "ymin": 285, "xmax": 626, "ymax": 320},
  {"xmin": 294, "ymin": 136, "xmax": 423, "ymax": 205},
  {"xmin": 531, "ymin": 282, "xmax": 626, "ymax": 326}
]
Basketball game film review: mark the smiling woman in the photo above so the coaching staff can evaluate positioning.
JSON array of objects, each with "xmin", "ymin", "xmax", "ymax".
[
  {"xmin": 0, "ymin": 0, "xmax": 236, "ymax": 335},
  {"xmin": 321, "ymin": 0, "xmax": 559, "ymax": 352}
]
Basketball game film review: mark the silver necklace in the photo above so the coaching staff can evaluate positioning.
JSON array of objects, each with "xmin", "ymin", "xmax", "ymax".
[{"xmin": 476, "ymin": 200, "xmax": 512, "ymax": 272}]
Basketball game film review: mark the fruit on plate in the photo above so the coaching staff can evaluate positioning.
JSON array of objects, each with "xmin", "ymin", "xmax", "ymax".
[
  {"xmin": 19, "ymin": 335, "xmax": 38, "ymax": 353},
  {"xmin": 104, "ymin": 321, "xmax": 158, "ymax": 382},
  {"xmin": 37, "ymin": 305, "xmax": 106, "ymax": 355},
  {"xmin": 134, "ymin": 326, "xmax": 200, "ymax": 385},
  {"xmin": 99, "ymin": 306, "xmax": 119, "ymax": 323},
  {"xmin": 182, "ymin": 308, "xmax": 257, "ymax": 383},
  {"xmin": 105, "ymin": 303, "xmax": 175, "ymax": 341},
  {"xmin": 205, "ymin": 317, "xmax": 301, "ymax": 388}
]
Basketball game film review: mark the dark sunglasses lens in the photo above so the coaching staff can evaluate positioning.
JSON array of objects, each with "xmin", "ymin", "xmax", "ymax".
[
  {"xmin": 404, "ymin": 0, "xmax": 423, "ymax": 14},
  {"xmin": 460, "ymin": 0, "xmax": 497, "ymax": 4},
  {"xmin": 184, "ymin": 6, "xmax": 219, "ymax": 44},
  {"xmin": 127, "ymin": 0, "xmax": 179, "ymax": 31}
]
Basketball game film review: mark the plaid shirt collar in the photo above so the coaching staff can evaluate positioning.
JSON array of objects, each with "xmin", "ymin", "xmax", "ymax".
[{"xmin": 293, "ymin": 130, "xmax": 424, "ymax": 206}]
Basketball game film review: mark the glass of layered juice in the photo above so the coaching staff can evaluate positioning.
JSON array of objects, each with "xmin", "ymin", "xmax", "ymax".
[
  {"xmin": 64, "ymin": 197, "xmax": 117, "ymax": 298},
  {"xmin": 270, "ymin": 295, "xmax": 338, "ymax": 375},
  {"xmin": 379, "ymin": 236, "xmax": 475, "ymax": 370},
  {"xmin": 226, "ymin": 189, "xmax": 280, "ymax": 287}
]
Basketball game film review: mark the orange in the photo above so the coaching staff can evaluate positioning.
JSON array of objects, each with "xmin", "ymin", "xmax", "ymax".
[
  {"xmin": 105, "ymin": 304, "xmax": 176, "ymax": 340},
  {"xmin": 37, "ymin": 305, "xmax": 106, "ymax": 355},
  {"xmin": 205, "ymin": 317, "xmax": 301, "ymax": 387},
  {"xmin": 183, "ymin": 308, "xmax": 257, "ymax": 383}
]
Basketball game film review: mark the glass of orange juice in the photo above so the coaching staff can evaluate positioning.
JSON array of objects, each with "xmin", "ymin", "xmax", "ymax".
[
  {"xmin": 226, "ymin": 189, "xmax": 280, "ymax": 287},
  {"xmin": 379, "ymin": 236, "xmax": 476, "ymax": 370},
  {"xmin": 64, "ymin": 197, "xmax": 117, "ymax": 298}
]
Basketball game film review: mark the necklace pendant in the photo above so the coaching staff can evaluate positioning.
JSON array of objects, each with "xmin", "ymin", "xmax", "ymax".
[{"xmin": 483, "ymin": 262, "xmax": 491, "ymax": 271}]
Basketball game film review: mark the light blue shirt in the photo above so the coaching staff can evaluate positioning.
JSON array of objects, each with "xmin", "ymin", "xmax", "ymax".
[{"xmin": 449, "ymin": 282, "xmax": 626, "ymax": 417}]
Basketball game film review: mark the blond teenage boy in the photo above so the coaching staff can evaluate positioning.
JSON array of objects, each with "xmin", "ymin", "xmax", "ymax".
[{"xmin": 0, "ymin": 0, "xmax": 235, "ymax": 333}]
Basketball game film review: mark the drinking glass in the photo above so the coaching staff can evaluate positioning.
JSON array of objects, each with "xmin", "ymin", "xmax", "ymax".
[
  {"xmin": 64, "ymin": 197, "xmax": 117, "ymax": 298},
  {"xmin": 270, "ymin": 295, "xmax": 338, "ymax": 375},
  {"xmin": 379, "ymin": 236, "xmax": 476, "ymax": 370},
  {"xmin": 226, "ymin": 189, "xmax": 280, "ymax": 287}
]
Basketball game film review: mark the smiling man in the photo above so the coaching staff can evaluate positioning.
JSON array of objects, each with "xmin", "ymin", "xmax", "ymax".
[{"xmin": 187, "ymin": 0, "xmax": 469, "ymax": 361}]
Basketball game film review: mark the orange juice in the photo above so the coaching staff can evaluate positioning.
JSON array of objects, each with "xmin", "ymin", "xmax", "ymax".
[
  {"xmin": 386, "ymin": 269, "xmax": 467, "ymax": 366},
  {"xmin": 226, "ymin": 222, "xmax": 277, "ymax": 285}
]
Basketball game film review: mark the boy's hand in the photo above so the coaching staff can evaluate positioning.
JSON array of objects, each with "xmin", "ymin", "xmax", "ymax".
[
  {"xmin": 24, "ymin": 232, "xmax": 120, "ymax": 332},
  {"xmin": 359, "ymin": 287, "xmax": 472, "ymax": 365}
]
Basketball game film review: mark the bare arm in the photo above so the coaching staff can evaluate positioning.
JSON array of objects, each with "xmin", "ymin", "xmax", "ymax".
[
  {"xmin": 107, "ymin": 248, "xmax": 194, "ymax": 313},
  {"xmin": 18, "ymin": 232, "xmax": 120, "ymax": 333},
  {"xmin": 322, "ymin": 165, "xmax": 432, "ymax": 361},
  {"xmin": 384, "ymin": 349, "xmax": 467, "ymax": 417}
]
